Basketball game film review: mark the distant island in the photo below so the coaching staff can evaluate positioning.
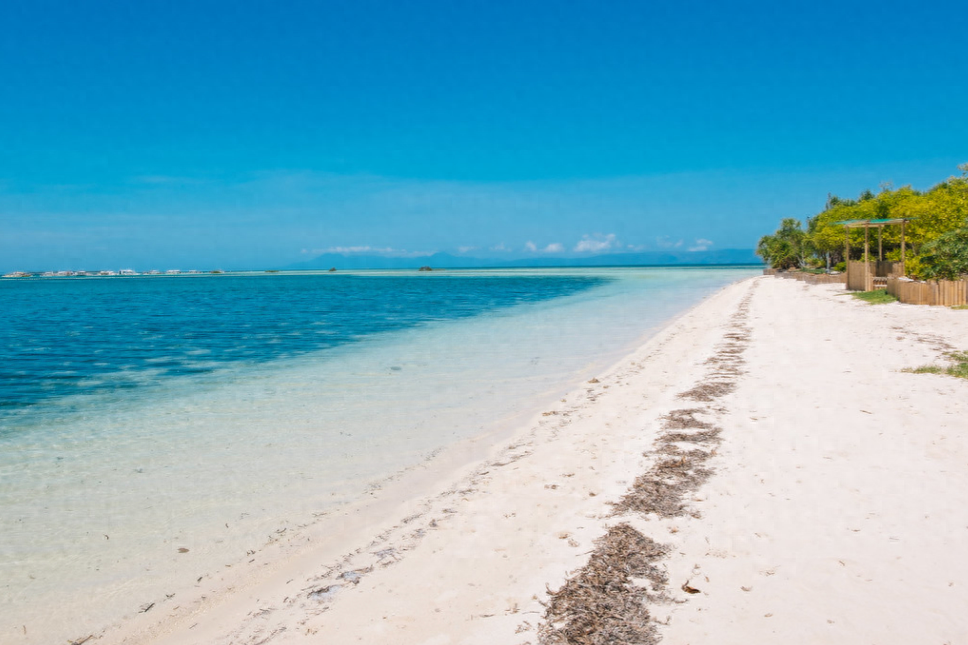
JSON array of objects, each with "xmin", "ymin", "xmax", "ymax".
[{"xmin": 288, "ymin": 248, "xmax": 761, "ymax": 271}]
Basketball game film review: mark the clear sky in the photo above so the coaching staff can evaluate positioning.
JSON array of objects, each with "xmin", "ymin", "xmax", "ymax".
[{"xmin": 2, "ymin": 0, "xmax": 966, "ymax": 270}]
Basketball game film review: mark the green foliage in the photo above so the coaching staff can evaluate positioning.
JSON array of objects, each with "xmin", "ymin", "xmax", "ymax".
[
  {"xmin": 903, "ymin": 255, "xmax": 924, "ymax": 278},
  {"xmin": 917, "ymin": 226, "xmax": 968, "ymax": 280},
  {"xmin": 851, "ymin": 289, "xmax": 898, "ymax": 304},
  {"xmin": 762, "ymin": 164, "xmax": 968, "ymax": 278},
  {"xmin": 756, "ymin": 218, "xmax": 806, "ymax": 269}
]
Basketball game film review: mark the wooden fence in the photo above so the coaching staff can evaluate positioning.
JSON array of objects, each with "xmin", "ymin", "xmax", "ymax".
[
  {"xmin": 765, "ymin": 269, "xmax": 846, "ymax": 284},
  {"xmin": 799, "ymin": 272, "xmax": 846, "ymax": 285},
  {"xmin": 886, "ymin": 277, "xmax": 968, "ymax": 306},
  {"xmin": 875, "ymin": 261, "xmax": 904, "ymax": 278},
  {"xmin": 768, "ymin": 267, "xmax": 967, "ymax": 306},
  {"xmin": 847, "ymin": 261, "xmax": 873, "ymax": 291},
  {"xmin": 846, "ymin": 261, "xmax": 905, "ymax": 292}
]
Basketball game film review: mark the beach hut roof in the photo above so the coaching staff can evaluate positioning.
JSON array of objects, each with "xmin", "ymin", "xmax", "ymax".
[{"xmin": 834, "ymin": 217, "xmax": 915, "ymax": 228}]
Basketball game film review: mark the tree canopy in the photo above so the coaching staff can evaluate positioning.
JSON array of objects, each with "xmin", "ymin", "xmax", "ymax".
[
  {"xmin": 757, "ymin": 165, "xmax": 968, "ymax": 278},
  {"xmin": 756, "ymin": 218, "xmax": 806, "ymax": 270}
]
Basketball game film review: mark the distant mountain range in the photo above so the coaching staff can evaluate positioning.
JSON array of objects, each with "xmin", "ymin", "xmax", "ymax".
[{"xmin": 287, "ymin": 248, "xmax": 761, "ymax": 270}]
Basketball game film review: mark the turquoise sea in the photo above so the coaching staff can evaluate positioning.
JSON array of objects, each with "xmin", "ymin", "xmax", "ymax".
[{"xmin": 0, "ymin": 267, "xmax": 756, "ymax": 642}]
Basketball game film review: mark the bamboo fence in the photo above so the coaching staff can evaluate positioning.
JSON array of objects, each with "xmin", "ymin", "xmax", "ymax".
[
  {"xmin": 798, "ymin": 273, "xmax": 846, "ymax": 285},
  {"xmin": 847, "ymin": 261, "xmax": 874, "ymax": 291},
  {"xmin": 765, "ymin": 269, "xmax": 846, "ymax": 284},
  {"xmin": 886, "ymin": 277, "xmax": 968, "ymax": 306},
  {"xmin": 875, "ymin": 261, "xmax": 904, "ymax": 278}
]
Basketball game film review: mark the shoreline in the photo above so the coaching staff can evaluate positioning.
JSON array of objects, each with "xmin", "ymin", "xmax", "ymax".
[
  {"xmin": 4, "ymin": 267, "xmax": 752, "ymax": 645},
  {"xmin": 87, "ymin": 276, "xmax": 753, "ymax": 645},
  {"xmin": 29, "ymin": 274, "xmax": 968, "ymax": 644},
  {"xmin": 49, "ymin": 275, "xmax": 747, "ymax": 645}
]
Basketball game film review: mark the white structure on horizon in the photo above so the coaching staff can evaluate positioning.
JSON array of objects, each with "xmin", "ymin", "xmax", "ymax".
[{"xmin": 166, "ymin": 269, "xmax": 181, "ymax": 275}]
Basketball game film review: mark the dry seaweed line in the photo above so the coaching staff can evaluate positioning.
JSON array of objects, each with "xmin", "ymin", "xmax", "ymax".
[
  {"xmin": 538, "ymin": 283, "xmax": 757, "ymax": 644},
  {"xmin": 538, "ymin": 523, "xmax": 668, "ymax": 645}
]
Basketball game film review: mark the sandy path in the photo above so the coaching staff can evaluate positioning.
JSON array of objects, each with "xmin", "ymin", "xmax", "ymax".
[{"xmin": 97, "ymin": 276, "xmax": 968, "ymax": 645}]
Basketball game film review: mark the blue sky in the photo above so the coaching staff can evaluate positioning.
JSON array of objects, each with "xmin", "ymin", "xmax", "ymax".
[{"xmin": 2, "ymin": 0, "xmax": 966, "ymax": 269}]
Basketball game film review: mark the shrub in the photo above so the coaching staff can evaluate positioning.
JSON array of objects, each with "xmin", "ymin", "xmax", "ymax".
[{"xmin": 919, "ymin": 226, "xmax": 968, "ymax": 281}]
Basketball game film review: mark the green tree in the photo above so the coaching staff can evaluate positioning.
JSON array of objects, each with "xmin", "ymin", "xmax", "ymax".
[
  {"xmin": 808, "ymin": 201, "xmax": 857, "ymax": 267},
  {"xmin": 757, "ymin": 218, "xmax": 806, "ymax": 269},
  {"xmin": 918, "ymin": 226, "xmax": 968, "ymax": 280},
  {"xmin": 758, "ymin": 164, "xmax": 968, "ymax": 278}
]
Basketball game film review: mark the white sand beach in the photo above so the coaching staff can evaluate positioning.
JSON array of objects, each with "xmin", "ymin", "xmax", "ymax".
[{"xmin": 81, "ymin": 276, "xmax": 968, "ymax": 645}]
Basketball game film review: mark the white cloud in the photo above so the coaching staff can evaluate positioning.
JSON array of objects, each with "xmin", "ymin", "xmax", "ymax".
[
  {"xmin": 457, "ymin": 245, "xmax": 476, "ymax": 253},
  {"xmin": 655, "ymin": 236, "xmax": 683, "ymax": 249},
  {"xmin": 525, "ymin": 241, "xmax": 564, "ymax": 254},
  {"xmin": 328, "ymin": 245, "xmax": 393, "ymax": 254},
  {"xmin": 490, "ymin": 242, "xmax": 512, "ymax": 252},
  {"xmin": 688, "ymin": 238, "xmax": 714, "ymax": 252},
  {"xmin": 574, "ymin": 233, "xmax": 618, "ymax": 253}
]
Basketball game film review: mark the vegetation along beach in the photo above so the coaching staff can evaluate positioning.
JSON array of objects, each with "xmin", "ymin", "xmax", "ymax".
[{"xmin": 3, "ymin": 0, "xmax": 967, "ymax": 643}]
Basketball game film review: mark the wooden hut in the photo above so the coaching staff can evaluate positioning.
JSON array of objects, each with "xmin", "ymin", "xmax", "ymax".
[{"xmin": 837, "ymin": 218, "xmax": 912, "ymax": 292}]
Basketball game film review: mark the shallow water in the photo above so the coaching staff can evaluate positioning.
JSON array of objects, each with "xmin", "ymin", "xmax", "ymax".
[{"xmin": 0, "ymin": 267, "xmax": 756, "ymax": 641}]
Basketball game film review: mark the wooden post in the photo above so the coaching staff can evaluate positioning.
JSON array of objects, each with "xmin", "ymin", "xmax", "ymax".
[
  {"xmin": 901, "ymin": 221, "xmax": 906, "ymax": 276},
  {"xmin": 844, "ymin": 225, "xmax": 851, "ymax": 288},
  {"xmin": 845, "ymin": 226, "xmax": 850, "ymax": 267},
  {"xmin": 878, "ymin": 225, "xmax": 883, "ymax": 261},
  {"xmin": 864, "ymin": 225, "xmax": 870, "ymax": 290}
]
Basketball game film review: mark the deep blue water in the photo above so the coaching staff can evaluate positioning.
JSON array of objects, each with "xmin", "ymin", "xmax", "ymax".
[{"xmin": 0, "ymin": 273, "xmax": 606, "ymax": 417}]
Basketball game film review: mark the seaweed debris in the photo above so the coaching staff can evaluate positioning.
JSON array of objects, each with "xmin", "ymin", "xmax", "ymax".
[
  {"xmin": 539, "ymin": 523, "xmax": 668, "ymax": 645},
  {"xmin": 538, "ymin": 283, "xmax": 758, "ymax": 644}
]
